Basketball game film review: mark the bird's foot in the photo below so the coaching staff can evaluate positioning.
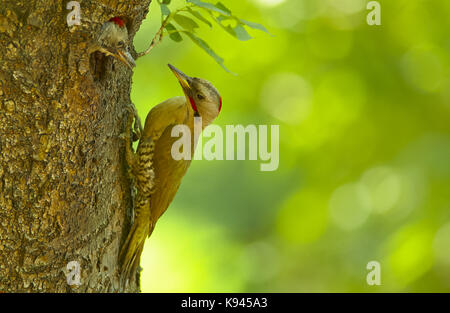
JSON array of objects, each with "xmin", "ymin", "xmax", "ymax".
[
  {"xmin": 120, "ymin": 103, "xmax": 142, "ymax": 141},
  {"xmin": 129, "ymin": 103, "xmax": 143, "ymax": 142},
  {"xmin": 120, "ymin": 104, "xmax": 141, "ymax": 180}
]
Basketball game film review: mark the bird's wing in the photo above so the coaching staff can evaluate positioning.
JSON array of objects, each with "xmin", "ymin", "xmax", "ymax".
[
  {"xmin": 134, "ymin": 96, "xmax": 189, "ymax": 211},
  {"xmin": 141, "ymin": 96, "xmax": 188, "ymax": 141},
  {"xmin": 149, "ymin": 123, "xmax": 192, "ymax": 221}
]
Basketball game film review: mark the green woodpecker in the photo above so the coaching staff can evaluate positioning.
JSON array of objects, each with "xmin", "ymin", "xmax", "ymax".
[
  {"xmin": 119, "ymin": 64, "xmax": 222, "ymax": 283},
  {"xmin": 91, "ymin": 17, "xmax": 136, "ymax": 69},
  {"xmin": 90, "ymin": 17, "xmax": 142, "ymax": 137}
]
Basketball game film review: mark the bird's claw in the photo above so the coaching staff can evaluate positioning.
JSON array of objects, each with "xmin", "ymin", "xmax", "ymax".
[
  {"xmin": 126, "ymin": 103, "xmax": 142, "ymax": 142},
  {"xmin": 133, "ymin": 117, "xmax": 143, "ymax": 142},
  {"xmin": 121, "ymin": 103, "xmax": 142, "ymax": 182}
]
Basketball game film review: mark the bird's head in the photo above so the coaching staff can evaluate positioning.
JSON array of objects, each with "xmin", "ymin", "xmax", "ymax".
[
  {"xmin": 168, "ymin": 64, "xmax": 222, "ymax": 125},
  {"xmin": 95, "ymin": 17, "xmax": 136, "ymax": 69}
]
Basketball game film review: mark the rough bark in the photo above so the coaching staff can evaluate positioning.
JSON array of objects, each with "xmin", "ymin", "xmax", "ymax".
[{"xmin": 0, "ymin": 0, "xmax": 151, "ymax": 292}]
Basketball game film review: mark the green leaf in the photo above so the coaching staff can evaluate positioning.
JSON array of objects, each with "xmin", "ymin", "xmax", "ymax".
[
  {"xmin": 173, "ymin": 14, "xmax": 199, "ymax": 32},
  {"xmin": 214, "ymin": 2, "xmax": 232, "ymax": 15},
  {"xmin": 211, "ymin": 14, "xmax": 236, "ymax": 38},
  {"xmin": 233, "ymin": 24, "xmax": 252, "ymax": 41},
  {"xmin": 216, "ymin": 14, "xmax": 233, "ymax": 23},
  {"xmin": 160, "ymin": 0, "xmax": 171, "ymax": 4},
  {"xmin": 160, "ymin": 4, "xmax": 170, "ymax": 17},
  {"xmin": 187, "ymin": 0, "xmax": 230, "ymax": 16},
  {"xmin": 185, "ymin": 32, "xmax": 233, "ymax": 73},
  {"xmin": 186, "ymin": 8, "xmax": 212, "ymax": 28},
  {"xmin": 240, "ymin": 19, "xmax": 273, "ymax": 36},
  {"xmin": 165, "ymin": 23, "xmax": 183, "ymax": 42}
]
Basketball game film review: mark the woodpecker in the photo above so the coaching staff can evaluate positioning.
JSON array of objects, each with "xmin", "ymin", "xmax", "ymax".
[
  {"xmin": 89, "ymin": 17, "xmax": 142, "ymax": 137},
  {"xmin": 119, "ymin": 64, "xmax": 222, "ymax": 283},
  {"xmin": 91, "ymin": 17, "xmax": 136, "ymax": 69}
]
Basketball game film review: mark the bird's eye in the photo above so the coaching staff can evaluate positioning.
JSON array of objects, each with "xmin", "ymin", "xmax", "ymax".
[
  {"xmin": 117, "ymin": 40, "xmax": 125, "ymax": 47},
  {"xmin": 197, "ymin": 94, "xmax": 205, "ymax": 100}
]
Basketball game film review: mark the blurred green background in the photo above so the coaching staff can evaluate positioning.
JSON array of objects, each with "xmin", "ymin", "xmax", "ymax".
[{"xmin": 130, "ymin": 0, "xmax": 450, "ymax": 292}]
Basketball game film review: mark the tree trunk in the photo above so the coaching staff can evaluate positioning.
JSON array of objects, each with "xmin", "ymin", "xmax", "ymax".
[{"xmin": 0, "ymin": 0, "xmax": 151, "ymax": 292}]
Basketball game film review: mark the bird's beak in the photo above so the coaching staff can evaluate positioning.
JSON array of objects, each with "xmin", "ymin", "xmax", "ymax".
[
  {"xmin": 113, "ymin": 49, "xmax": 136, "ymax": 69},
  {"xmin": 168, "ymin": 64, "xmax": 192, "ymax": 96}
]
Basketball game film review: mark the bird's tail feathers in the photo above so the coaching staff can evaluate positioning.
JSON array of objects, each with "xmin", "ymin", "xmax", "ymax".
[{"xmin": 119, "ymin": 214, "xmax": 153, "ymax": 286}]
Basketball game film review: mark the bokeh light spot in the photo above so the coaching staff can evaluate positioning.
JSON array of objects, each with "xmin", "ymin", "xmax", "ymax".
[
  {"xmin": 329, "ymin": 183, "xmax": 372, "ymax": 231},
  {"xmin": 401, "ymin": 46, "xmax": 444, "ymax": 93},
  {"xmin": 361, "ymin": 166, "xmax": 401, "ymax": 214},
  {"xmin": 261, "ymin": 73, "xmax": 313, "ymax": 125},
  {"xmin": 271, "ymin": 1, "xmax": 308, "ymax": 29},
  {"xmin": 328, "ymin": 0, "xmax": 366, "ymax": 14},
  {"xmin": 251, "ymin": 0, "xmax": 286, "ymax": 8},
  {"xmin": 387, "ymin": 224, "xmax": 434, "ymax": 286}
]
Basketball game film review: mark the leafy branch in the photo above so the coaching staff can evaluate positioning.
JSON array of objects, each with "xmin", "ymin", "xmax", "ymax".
[{"xmin": 137, "ymin": 0, "xmax": 272, "ymax": 73}]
